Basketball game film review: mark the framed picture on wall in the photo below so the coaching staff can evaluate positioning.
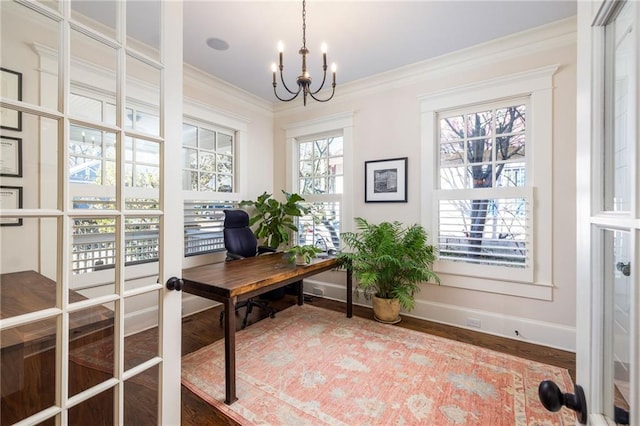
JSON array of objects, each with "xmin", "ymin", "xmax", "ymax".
[
  {"xmin": 0, "ymin": 68, "xmax": 23, "ymax": 131},
  {"xmin": 0, "ymin": 185, "xmax": 23, "ymax": 226},
  {"xmin": 365, "ymin": 157, "xmax": 408, "ymax": 203},
  {"xmin": 0, "ymin": 136, "xmax": 23, "ymax": 177}
]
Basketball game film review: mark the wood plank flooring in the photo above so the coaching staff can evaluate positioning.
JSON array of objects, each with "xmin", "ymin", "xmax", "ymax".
[{"xmin": 180, "ymin": 295, "xmax": 576, "ymax": 426}]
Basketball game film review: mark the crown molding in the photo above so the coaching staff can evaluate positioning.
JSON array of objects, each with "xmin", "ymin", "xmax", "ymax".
[
  {"xmin": 185, "ymin": 64, "xmax": 274, "ymax": 117},
  {"xmin": 274, "ymin": 16, "xmax": 576, "ymax": 116}
]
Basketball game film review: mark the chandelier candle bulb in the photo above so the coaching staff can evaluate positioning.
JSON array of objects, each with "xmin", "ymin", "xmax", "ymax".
[
  {"xmin": 321, "ymin": 42, "xmax": 327, "ymax": 67},
  {"xmin": 278, "ymin": 41, "xmax": 283, "ymax": 67}
]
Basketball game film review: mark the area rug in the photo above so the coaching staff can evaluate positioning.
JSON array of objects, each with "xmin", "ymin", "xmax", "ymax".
[{"xmin": 181, "ymin": 304, "xmax": 575, "ymax": 425}]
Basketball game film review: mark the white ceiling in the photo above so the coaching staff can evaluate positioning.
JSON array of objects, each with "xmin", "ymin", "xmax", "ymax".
[
  {"xmin": 183, "ymin": 1, "xmax": 576, "ymax": 104},
  {"xmin": 74, "ymin": 1, "xmax": 577, "ymax": 104}
]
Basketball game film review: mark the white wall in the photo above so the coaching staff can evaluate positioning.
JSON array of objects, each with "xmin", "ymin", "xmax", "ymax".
[
  {"xmin": 273, "ymin": 18, "xmax": 578, "ymax": 351},
  {"xmin": 1, "ymin": 5, "xmax": 578, "ymax": 351}
]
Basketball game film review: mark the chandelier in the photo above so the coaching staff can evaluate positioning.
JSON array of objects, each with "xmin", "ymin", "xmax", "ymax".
[{"xmin": 271, "ymin": 0, "xmax": 336, "ymax": 106}]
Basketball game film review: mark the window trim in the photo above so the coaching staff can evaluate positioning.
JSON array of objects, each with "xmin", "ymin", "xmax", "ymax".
[
  {"xmin": 420, "ymin": 65, "xmax": 558, "ymax": 300},
  {"xmin": 285, "ymin": 112, "xmax": 355, "ymax": 239}
]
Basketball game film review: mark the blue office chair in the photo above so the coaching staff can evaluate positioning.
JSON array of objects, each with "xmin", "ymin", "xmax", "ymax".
[{"xmin": 220, "ymin": 209, "xmax": 278, "ymax": 329}]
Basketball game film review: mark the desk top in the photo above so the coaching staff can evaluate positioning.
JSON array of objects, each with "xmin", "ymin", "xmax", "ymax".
[
  {"xmin": 1, "ymin": 270, "xmax": 113, "ymax": 350},
  {"xmin": 182, "ymin": 253, "xmax": 339, "ymax": 301}
]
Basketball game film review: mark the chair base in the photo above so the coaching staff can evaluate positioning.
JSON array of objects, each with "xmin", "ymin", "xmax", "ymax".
[{"xmin": 219, "ymin": 298, "xmax": 277, "ymax": 329}]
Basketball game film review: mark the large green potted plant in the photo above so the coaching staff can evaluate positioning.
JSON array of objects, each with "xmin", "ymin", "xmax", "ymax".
[
  {"xmin": 239, "ymin": 190, "xmax": 309, "ymax": 249},
  {"xmin": 338, "ymin": 217, "xmax": 440, "ymax": 323}
]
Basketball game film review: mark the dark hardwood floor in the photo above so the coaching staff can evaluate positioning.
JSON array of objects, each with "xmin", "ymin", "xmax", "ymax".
[{"xmin": 180, "ymin": 294, "xmax": 576, "ymax": 426}]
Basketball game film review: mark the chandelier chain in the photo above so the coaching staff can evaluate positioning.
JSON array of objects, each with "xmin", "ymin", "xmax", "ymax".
[{"xmin": 302, "ymin": 0, "xmax": 306, "ymax": 49}]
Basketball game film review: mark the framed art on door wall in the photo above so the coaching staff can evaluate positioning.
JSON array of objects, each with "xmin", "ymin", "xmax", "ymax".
[
  {"xmin": 0, "ymin": 68, "xmax": 23, "ymax": 131},
  {"xmin": 0, "ymin": 185, "xmax": 23, "ymax": 226},
  {"xmin": 0, "ymin": 136, "xmax": 22, "ymax": 177}
]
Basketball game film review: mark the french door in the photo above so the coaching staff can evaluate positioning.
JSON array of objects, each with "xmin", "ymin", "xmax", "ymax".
[
  {"xmin": 576, "ymin": 0, "xmax": 638, "ymax": 424},
  {"xmin": 0, "ymin": 1, "xmax": 183, "ymax": 424}
]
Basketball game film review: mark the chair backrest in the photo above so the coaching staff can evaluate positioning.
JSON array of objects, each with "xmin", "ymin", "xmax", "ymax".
[{"xmin": 223, "ymin": 209, "xmax": 258, "ymax": 258}]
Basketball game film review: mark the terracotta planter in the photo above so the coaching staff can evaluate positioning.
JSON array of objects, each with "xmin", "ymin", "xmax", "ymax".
[{"xmin": 372, "ymin": 295, "xmax": 401, "ymax": 324}]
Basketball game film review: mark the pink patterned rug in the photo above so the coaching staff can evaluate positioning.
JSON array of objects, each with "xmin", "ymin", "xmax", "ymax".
[{"xmin": 181, "ymin": 304, "xmax": 575, "ymax": 425}]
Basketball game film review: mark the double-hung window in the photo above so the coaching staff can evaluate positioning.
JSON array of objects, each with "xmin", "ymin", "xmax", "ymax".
[
  {"xmin": 296, "ymin": 134, "xmax": 343, "ymax": 252},
  {"xmin": 436, "ymin": 100, "xmax": 531, "ymax": 277},
  {"xmin": 69, "ymin": 92, "xmax": 162, "ymax": 275},
  {"xmin": 182, "ymin": 122, "xmax": 236, "ymax": 257},
  {"xmin": 421, "ymin": 66, "xmax": 556, "ymax": 299},
  {"xmin": 286, "ymin": 113, "xmax": 354, "ymax": 254}
]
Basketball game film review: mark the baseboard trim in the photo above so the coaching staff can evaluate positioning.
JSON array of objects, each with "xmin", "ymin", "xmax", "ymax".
[{"xmin": 302, "ymin": 278, "xmax": 576, "ymax": 353}]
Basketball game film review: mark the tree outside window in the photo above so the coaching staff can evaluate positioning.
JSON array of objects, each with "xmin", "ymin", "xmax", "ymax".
[{"xmin": 437, "ymin": 101, "xmax": 529, "ymax": 268}]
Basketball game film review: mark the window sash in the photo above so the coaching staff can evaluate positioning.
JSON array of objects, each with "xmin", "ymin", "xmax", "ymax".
[
  {"xmin": 434, "ymin": 187, "xmax": 533, "ymax": 282},
  {"xmin": 296, "ymin": 201, "xmax": 341, "ymax": 253},
  {"xmin": 181, "ymin": 123, "xmax": 235, "ymax": 192}
]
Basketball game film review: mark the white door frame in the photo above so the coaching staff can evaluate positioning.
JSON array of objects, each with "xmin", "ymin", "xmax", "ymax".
[{"xmin": 576, "ymin": 0, "xmax": 638, "ymax": 424}]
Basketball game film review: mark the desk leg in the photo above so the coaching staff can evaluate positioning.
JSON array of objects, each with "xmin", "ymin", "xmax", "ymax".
[
  {"xmin": 346, "ymin": 268, "xmax": 353, "ymax": 318},
  {"xmin": 297, "ymin": 280, "xmax": 304, "ymax": 306},
  {"xmin": 223, "ymin": 297, "xmax": 238, "ymax": 405}
]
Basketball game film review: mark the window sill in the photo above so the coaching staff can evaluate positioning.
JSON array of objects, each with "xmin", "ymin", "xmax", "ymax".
[{"xmin": 435, "ymin": 271, "xmax": 553, "ymax": 300}]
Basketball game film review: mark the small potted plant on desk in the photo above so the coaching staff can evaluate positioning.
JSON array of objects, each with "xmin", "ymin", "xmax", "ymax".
[
  {"xmin": 285, "ymin": 244, "xmax": 323, "ymax": 265},
  {"xmin": 337, "ymin": 217, "xmax": 440, "ymax": 324}
]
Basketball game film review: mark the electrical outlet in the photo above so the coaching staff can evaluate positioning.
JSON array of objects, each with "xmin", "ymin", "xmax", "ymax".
[{"xmin": 466, "ymin": 317, "xmax": 481, "ymax": 328}]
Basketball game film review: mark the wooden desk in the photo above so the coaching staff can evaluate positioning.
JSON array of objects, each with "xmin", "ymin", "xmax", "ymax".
[
  {"xmin": 1, "ymin": 270, "xmax": 114, "ymax": 397},
  {"xmin": 182, "ymin": 253, "xmax": 352, "ymax": 404}
]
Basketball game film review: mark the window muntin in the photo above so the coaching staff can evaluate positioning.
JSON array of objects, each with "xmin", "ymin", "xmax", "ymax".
[
  {"xmin": 182, "ymin": 123, "xmax": 234, "ymax": 192},
  {"xmin": 298, "ymin": 136, "xmax": 343, "ymax": 195},
  {"xmin": 69, "ymin": 125, "xmax": 116, "ymax": 186},
  {"xmin": 439, "ymin": 104, "xmax": 526, "ymax": 190},
  {"xmin": 436, "ymin": 100, "xmax": 530, "ymax": 270}
]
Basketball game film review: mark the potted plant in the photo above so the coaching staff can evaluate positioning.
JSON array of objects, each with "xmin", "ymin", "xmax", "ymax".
[
  {"xmin": 239, "ymin": 190, "xmax": 310, "ymax": 249},
  {"xmin": 285, "ymin": 244, "xmax": 323, "ymax": 265},
  {"xmin": 338, "ymin": 217, "xmax": 440, "ymax": 323}
]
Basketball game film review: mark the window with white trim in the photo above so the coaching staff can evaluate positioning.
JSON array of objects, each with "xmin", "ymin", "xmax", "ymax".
[
  {"xmin": 68, "ymin": 90, "xmax": 241, "ymax": 267},
  {"xmin": 182, "ymin": 121, "xmax": 237, "ymax": 257},
  {"xmin": 421, "ymin": 66, "xmax": 556, "ymax": 298},
  {"xmin": 182, "ymin": 123, "xmax": 234, "ymax": 192},
  {"xmin": 437, "ymin": 100, "xmax": 530, "ymax": 269},
  {"xmin": 295, "ymin": 134, "xmax": 343, "ymax": 252},
  {"xmin": 69, "ymin": 92, "xmax": 162, "ymax": 272}
]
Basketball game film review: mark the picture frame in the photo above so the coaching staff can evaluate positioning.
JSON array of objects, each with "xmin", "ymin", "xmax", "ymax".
[
  {"xmin": 0, "ymin": 68, "xmax": 23, "ymax": 131},
  {"xmin": 0, "ymin": 136, "xmax": 22, "ymax": 177},
  {"xmin": 0, "ymin": 185, "xmax": 23, "ymax": 226},
  {"xmin": 364, "ymin": 157, "xmax": 407, "ymax": 203}
]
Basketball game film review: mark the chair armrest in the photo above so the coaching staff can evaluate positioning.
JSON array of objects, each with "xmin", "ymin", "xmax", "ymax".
[
  {"xmin": 257, "ymin": 246, "xmax": 277, "ymax": 255},
  {"xmin": 225, "ymin": 252, "xmax": 245, "ymax": 261}
]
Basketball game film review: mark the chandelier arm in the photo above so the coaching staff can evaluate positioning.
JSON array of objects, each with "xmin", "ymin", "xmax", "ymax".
[
  {"xmin": 273, "ymin": 86, "xmax": 301, "ymax": 102},
  {"xmin": 278, "ymin": 69, "xmax": 301, "ymax": 95},
  {"xmin": 308, "ymin": 84, "xmax": 336, "ymax": 103},
  {"xmin": 310, "ymin": 68, "xmax": 328, "ymax": 95}
]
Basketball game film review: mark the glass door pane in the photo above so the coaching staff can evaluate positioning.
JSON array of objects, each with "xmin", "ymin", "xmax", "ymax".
[
  {"xmin": 603, "ymin": 2, "xmax": 633, "ymax": 212},
  {"xmin": 603, "ymin": 229, "xmax": 632, "ymax": 416}
]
